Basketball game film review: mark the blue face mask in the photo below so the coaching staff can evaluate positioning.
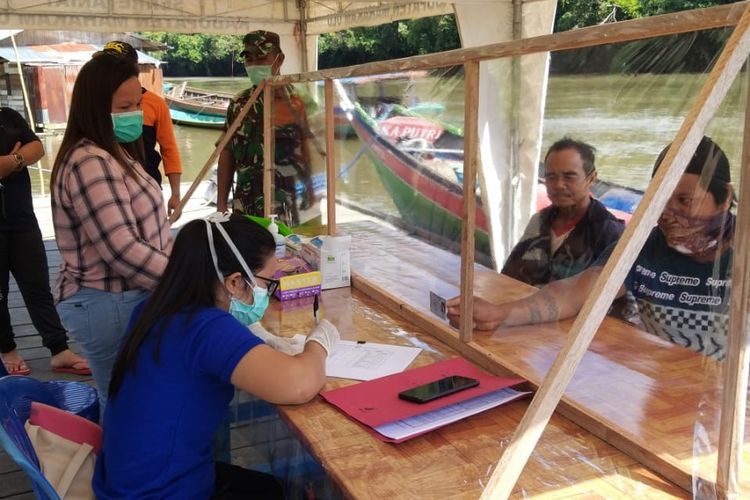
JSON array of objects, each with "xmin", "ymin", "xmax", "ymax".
[
  {"xmin": 204, "ymin": 214, "xmax": 271, "ymax": 325},
  {"xmin": 228, "ymin": 281, "xmax": 270, "ymax": 326},
  {"xmin": 111, "ymin": 110, "xmax": 143, "ymax": 143}
]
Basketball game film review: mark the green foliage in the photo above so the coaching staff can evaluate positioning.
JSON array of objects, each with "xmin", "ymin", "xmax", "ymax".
[
  {"xmin": 555, "ymin": 0, "xmax": 640, "ymax": 32},
  {"xmin": 141, "ymin": 32, "xmax": 244, "ymax": 76},
  {"xmin": 141, "ymin": 2, "xmax": 739, "ymax": 77},
  {"xmin": 551, "ymin": 0, "xmax": 738, "ymax": 74},
  {"xmin": 318, "ymin": 15, "xmax": 460, "ymax": 69},
  {"xmin": 640, "ymin": 0, "xmax": 740, "ymax": 16}
]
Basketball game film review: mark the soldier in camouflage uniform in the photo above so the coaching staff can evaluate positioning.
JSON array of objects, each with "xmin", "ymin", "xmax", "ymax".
[{"xmin": 217, "ymin": 30, "xmax": 314, "ymax": 227}]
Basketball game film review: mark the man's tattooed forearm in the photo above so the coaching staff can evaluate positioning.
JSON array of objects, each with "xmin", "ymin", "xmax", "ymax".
[
  {"xmin": 540, "ymin": 288, "xmax": 560, "ymax": 321},
  {"xmin": 528, "ymin": 304, "xmax": 543, "ymax": 323}
]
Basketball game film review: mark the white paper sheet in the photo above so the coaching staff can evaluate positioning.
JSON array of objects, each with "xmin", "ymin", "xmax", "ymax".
[
  {"xmin": 325, "ymin": 340, "xmax": 422, "ymax": 381},
  {"xmin": 374, "ymin": 387, "xmax": 531, "ymax": 441}
]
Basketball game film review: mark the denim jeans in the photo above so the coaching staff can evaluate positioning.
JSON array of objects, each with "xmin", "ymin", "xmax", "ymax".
[{"xmin": 57, "ymin": 287, "xmax": 148, "ymax": 409}]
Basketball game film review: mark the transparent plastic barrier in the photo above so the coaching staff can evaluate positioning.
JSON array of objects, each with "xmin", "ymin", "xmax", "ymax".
[{"xmin": 267, "ymin": 22, "xmax": 748, "ymax": 498}]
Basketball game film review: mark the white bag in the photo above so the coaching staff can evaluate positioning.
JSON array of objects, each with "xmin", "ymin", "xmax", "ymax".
[{"xmin": 23, "ymin": 401, "xmax": 101, "ymax": 500}]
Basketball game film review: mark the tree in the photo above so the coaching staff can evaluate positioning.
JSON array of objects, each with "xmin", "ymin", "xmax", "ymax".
[
  {"xmin": 555, "ymin": 0, "xmax": 641, "ymax": 32},
  {"xmin": 551, "ymin": 0, "xmax": 738, "ymax": 74},
  {"xmin": 318, "ymin": 15, "xmax": 460, "ymax": 69},
  {"xmin": 141, "ymin": 32, "xmax": 243, "ymax": 76}
]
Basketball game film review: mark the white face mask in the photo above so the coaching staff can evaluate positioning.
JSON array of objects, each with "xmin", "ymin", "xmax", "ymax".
[
  {"xmin": 244, "ymin": 54, "xmax": 279, "ymax": 86},
  {"xmin": 245, "ymin": 65, "xmax": 272, "ymax": 86}
]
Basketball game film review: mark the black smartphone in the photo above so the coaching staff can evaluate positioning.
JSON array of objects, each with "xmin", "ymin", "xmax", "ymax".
[{"xmin": 398, "ymin": 375, "xmax": 479, "ymax": 404}]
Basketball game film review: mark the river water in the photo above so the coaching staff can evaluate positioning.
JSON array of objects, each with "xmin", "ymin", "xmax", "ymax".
[{"xmin": 33, "ymin": 72, "xmax": 745, "ymax": 207}]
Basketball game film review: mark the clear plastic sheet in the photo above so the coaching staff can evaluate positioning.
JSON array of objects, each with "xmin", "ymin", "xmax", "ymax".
[{"xmin": 254, "ymin": 18, "xmax": 748, "ymax": 499}]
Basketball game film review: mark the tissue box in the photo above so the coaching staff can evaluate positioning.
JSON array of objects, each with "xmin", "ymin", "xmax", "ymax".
[{"xmin": 273, "ymin": 256, "xmax": 321, "ymax": 301}]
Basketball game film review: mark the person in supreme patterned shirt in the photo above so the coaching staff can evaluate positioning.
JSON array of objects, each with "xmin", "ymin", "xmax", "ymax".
[{"xmin": 51, "ymin": 52, "xmax": 172, "ymax": 405}]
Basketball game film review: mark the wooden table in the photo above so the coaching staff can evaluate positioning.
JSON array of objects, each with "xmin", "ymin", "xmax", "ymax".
[
  {"xmin": 310, "ymin": 220, "xmax": 748, "ymax": 496},
  {"xmin": 263, "ymin": 284, "xmax": 686, "ymax": 497}
]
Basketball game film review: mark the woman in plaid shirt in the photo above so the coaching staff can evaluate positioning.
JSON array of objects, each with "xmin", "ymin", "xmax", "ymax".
[{"xmin": 50, "ymin": 53, "xmax": 172, "ymax": 407}]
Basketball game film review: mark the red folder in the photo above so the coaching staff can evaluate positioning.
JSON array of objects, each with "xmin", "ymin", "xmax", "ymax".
[{"xmin": 321, "ymin": 357, "xmax": 525, "ymax": 430}]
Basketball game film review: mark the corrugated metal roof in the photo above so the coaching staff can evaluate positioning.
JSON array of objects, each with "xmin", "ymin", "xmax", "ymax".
[
  {"xmin": 0, "ymin": 43, "xmax": 162, "ymax": 65},
  {"xmin": 0, "ymin": 30, "xmax": 23, "ymax": 42}
]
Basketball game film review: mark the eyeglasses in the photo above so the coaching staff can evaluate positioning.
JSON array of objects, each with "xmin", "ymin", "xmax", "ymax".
[{"xmin": 254, "ymin": 275, "xmax": 280, "ymax": 296}]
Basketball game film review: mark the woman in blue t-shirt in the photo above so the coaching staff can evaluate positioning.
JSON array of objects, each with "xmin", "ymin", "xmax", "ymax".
[{"xmin": 93, "ymin": 213, "xmax": 339, "ymax": 499}]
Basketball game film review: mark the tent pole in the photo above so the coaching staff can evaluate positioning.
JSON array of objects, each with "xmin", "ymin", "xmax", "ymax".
[
  {"xmin": 263, "ymin": 81, "xmax": 273, "ymax": 217},
  {"xmin": 10, "ymin": 34, "xmax": 35, "ymax": 130},
  {"xmin": 324, "ymin": 78, "xmax": 336, "ymax": 234}
]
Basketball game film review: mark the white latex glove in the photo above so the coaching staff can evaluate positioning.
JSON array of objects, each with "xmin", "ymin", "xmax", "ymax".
[
  {"xmin": 249, "ymin": 322, "xmax": 306, "ymax": 356},
  {"xmin": 304, "ymin": 319, "xmax": 340, "ymax": 357}
]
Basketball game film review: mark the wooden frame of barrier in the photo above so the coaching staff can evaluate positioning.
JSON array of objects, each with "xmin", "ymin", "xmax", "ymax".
[{"xmin": 178, "ymin": 2, "xmax": 750, "ymax": 496}]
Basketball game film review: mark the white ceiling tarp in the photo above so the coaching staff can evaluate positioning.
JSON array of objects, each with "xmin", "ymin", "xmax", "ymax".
[{"xmin": 0, "ymin": 1, "xmax": 455, "ymax": 35}]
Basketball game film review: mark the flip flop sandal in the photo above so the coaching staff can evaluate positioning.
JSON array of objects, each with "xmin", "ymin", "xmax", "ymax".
[
  {"xmin": 3, "ymin": 360, "xmax": 31, "ymax": 376},
  {"xmin": 52, "ymin": 362, "xmax": 92, "ymax": 376}
]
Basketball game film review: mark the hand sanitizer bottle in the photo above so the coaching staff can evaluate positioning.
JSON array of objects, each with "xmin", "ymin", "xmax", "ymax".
[{"xmin": 267, "ymin": 215, "xmax": 286, "ymax": 258}]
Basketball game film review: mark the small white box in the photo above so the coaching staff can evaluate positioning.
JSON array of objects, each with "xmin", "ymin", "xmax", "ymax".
[{"xmin": 319, "ymin": 235, "xmax": 351, "ymax": 290}]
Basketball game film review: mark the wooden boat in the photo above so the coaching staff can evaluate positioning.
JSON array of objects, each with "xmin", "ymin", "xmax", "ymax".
[
  {"xmin": 348, "ymin": 103, "xmax": 643, "ymax": 258},
  {"xmin": 165, "ymin": 83, "xmax": 231, "ymax": 127},
  {"xmin": 169, "ymin": 108, "xmax": 225, "ymax": 129}
]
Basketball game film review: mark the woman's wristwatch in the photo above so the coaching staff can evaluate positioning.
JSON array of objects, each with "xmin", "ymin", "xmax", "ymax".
[{"xmin": 11, "ymin": 152, "xmax": 24, "ymax": 168}]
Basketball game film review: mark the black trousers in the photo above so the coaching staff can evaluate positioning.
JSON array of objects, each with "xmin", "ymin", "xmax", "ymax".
[
  {"xmin": 213, "ymin": 461, "xmax": 284, "ymax": 500},
  {"xmin": 0, "ymin": 227, "xmax": 69, "ymax": 355}
]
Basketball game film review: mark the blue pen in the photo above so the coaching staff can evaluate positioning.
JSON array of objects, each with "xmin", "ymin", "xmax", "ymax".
[{"xmin": 313, "ymin": 294, "xmax": 319, "ymax": 325}]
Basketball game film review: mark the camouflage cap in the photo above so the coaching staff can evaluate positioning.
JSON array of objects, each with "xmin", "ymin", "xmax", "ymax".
[
  {"xmin": 102, "ymin": 40, "xmax": 138, "ymax": 64},
  {"xmin": 241, "ymin": 30, "xmax": 282, "ymax": 58}
]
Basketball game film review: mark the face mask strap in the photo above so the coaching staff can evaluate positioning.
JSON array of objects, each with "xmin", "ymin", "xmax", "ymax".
[
  {"xmin": 204, "ymin": 219, "xmax": 226, "ymax": 285},
  {"xmin": 210, "ymin": 218, "xmax": 259, "ymax": 287}
]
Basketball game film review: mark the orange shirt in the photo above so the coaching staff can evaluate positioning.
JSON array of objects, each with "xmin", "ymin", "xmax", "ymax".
[{"xmin": 141, "ymin": 90, "xmax": 182, "ymax": 176}]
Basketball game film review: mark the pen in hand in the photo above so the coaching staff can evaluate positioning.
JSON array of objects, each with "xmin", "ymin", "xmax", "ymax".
[{"xmin": 313, "ymin": 294, "xmax": 319, "ymax": 325}]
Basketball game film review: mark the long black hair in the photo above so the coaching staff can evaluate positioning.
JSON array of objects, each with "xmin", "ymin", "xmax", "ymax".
[
  {"xmin": 109, "ymin": 214, "xmax": 275, "ymax": 398},
  {"xmin": 50, "ymin": 52, "xmax": 145, "ymax": 191}
]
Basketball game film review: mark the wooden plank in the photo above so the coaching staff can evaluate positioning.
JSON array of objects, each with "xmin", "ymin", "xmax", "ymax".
[
  {"xmin": 324, "ymin": 79, "xmax": 337, "ymax": 234},
  {"xmin": 270, "ymin": 3, "xmax": 747, "ymax": 86},
  {"xmin": 482, "ymin": 6, "xmax": 750, "ymax": 497},
  {"xmin": 0, "ymin": 471, "xmax": 31, "ymax": 497},
  {"xmin": 0, "ymin": 453, "xmax": 20, "ymax": 475},
  {"xmin": 459, "ymin": 61, "xmax": 479, "ymax": 344},
  {"xmin": 172, "ymin": 83, "xmax": 265, "ymax": 221},
  {"xmin": 263, "ymin": 82, "xmax": 273, "ymax": 217},
  {"xmin": 716, "ymin": 59, "xmax": 750, "ymax": 499}
]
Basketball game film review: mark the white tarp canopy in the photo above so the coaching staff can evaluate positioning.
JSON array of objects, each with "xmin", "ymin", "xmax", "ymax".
[{"xmin": 1, "ymin": 0, "xmax": 557, "ymax": 264}]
